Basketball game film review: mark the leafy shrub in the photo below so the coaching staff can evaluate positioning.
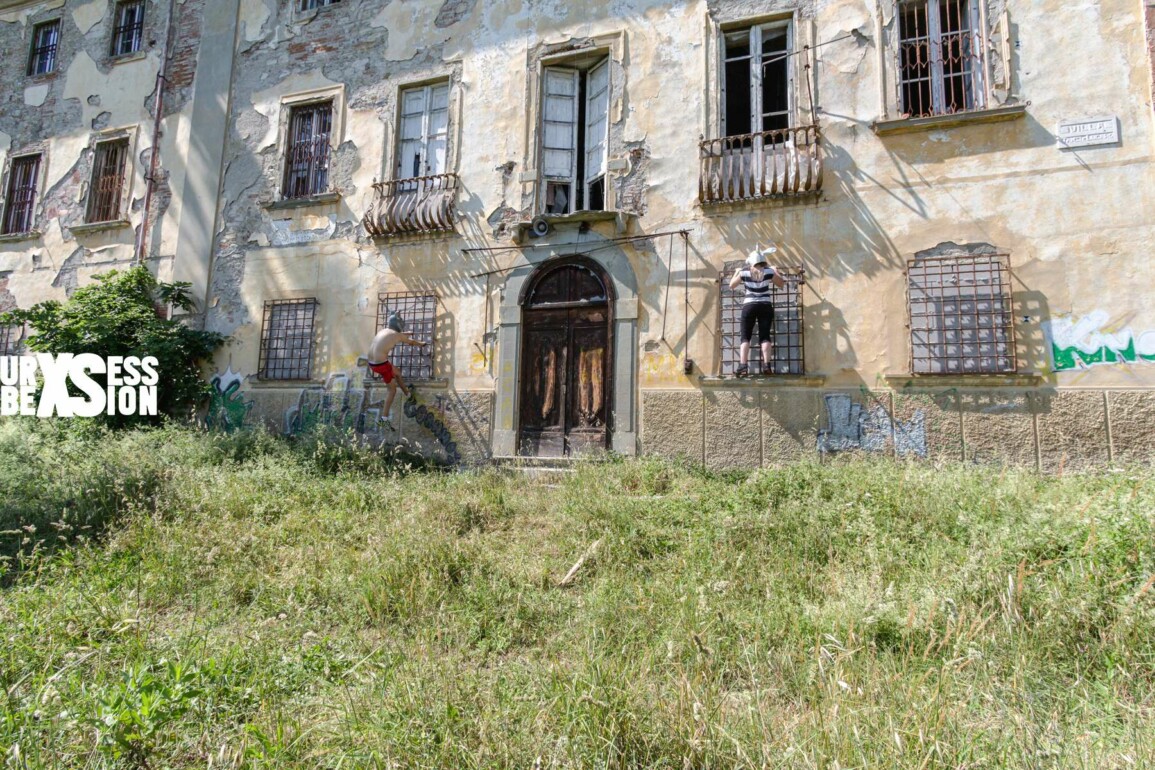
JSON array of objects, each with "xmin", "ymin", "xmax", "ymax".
[{"xmin": 1, "ymin": 266, "xmax": 223, "ymax": 427}]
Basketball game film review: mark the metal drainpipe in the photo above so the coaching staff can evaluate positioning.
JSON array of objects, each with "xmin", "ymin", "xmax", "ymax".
[{"xmin": 133, "ymin": 0, "xmax": 180, "ymax": 266}]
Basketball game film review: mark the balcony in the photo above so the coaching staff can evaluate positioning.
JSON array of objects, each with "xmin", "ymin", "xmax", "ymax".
[
  {"xmin": 363, "ymin": 173, "xmax": 458, "ymax": 237},
  {"xmin": 699, "ymin": 125, "xmax": 822, "ymax": 205}
]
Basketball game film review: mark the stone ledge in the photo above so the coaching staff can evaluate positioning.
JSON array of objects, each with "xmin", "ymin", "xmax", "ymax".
[
  {"xmin": 264, "ymin": 191, "xmax": 341, "ymax": 211},
  {"xmin": 109, "ymin": 50, "xmax": 148, "ymax": 66},
  {"xmin": 0, "ymin": 230, "xmax": 41, "ymax": 243},
  {"xmin": 69, "ymin": 220, "xmax": 131, "ymax": 236},
  {"xmin": 883, "ymin": 372, "xmax": 1045, "ymax": 388},
  {"xmin": 871, "ymin": 104, "xmax": 1028, "ymax": 136},
  {"xmin": 699, "ymin": 374, "xmax": 826, "ymax": 388}
]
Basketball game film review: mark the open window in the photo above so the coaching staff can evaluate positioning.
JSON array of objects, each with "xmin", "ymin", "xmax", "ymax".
[
  {"xmin": 110, "ymin": 0, "xmax": 145, "ymax": 57},
  {"xmin": 541, "ymin": 58, "xmax": 609, "ymax": 215},
  {"xmin": 722, "ymin": 21, "xmax": 793, "ymax": 137},
  {"xmin": 898, "ymin": 0, "xmax": 984, "ymax": 117}
]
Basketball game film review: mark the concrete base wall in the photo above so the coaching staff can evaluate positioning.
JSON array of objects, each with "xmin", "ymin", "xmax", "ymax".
[{"xmin": 641, "ymin": 387, "xmax": 1155, "ymax": 471}]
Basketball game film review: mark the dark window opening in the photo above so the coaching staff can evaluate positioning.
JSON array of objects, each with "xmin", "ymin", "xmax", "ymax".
[
  {"xmin": 300, "ymin": 0, "xmax": 339, "ymax": 11},
  {"xmin": 898, "ymin": 0, "xmax": 981, "ymax": 117},
  {"xmin": 2, "ymin": 155, "xmax": 42, "ymax": 235},
  {"xmin": 0, "ymin": 323, "xmax": 22, "ymax": 356},
  {"xmin": 722, "ymin": 22, "xmax": 791, "ymax": 139},
  {"xmin": 282, "ymin": 102, "xmax": 332, "ymax": 199},
  {"xmin": 259, "ymin": 298, "xmax": 318, "ymax": 380},
  {"xmin": 540, "ymin": 58, "xmax": 609, "ymax": 215},
  {"xmin": 28, "ymin": 20, "xmax": 60, "ymax": 76},
  {"xmin": 110, "ymin": 0, "xmax": 144, "ymax": 56},
  {"xmin": 370, "ymin": 292, "xmax": 436, "ymax": 382},
  {"xmin": 86, "ymin": 138, "xmax": 129, "ymax": 223}
]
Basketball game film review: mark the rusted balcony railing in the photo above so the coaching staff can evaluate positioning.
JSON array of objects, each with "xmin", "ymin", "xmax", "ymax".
[
  {"xmin": 363, "ymin": 173, "xmax": 458, "ymax": 237},
  {"xmin": 699, "ymin": 125, "xmax": 822, "ymax": 205}
]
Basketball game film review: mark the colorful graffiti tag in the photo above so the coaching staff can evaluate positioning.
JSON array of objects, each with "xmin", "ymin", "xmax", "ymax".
[
  {"xmin": 403, "ymin": 397, "xmax": 460, "ymax": 463},
  {"xmin": 1046, "ymin": 311, "xmax": 1155, "ymax": 371},
  {"xmin": 817, "ymin": 393, "xmax": 927, "ymax": 458},
  {"xmin": 206, "ymin": 367, "xmax": 252, "ymax": 431}
]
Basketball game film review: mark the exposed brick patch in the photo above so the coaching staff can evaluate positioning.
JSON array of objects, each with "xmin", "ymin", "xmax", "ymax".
[{"xmin": 165, "ymin": 0, "xmax": 207, "ymax": 115}]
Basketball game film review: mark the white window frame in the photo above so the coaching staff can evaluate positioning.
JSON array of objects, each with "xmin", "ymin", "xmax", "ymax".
[
  {"xmin": 721, "ymin": 19, "xmax": 795, "ymax": 138},
  {"xmin": 396, "ymin": 81, "xmax": 450, "ymax": 180},
  {"xmin": 539, "ymin": 57, "xmax": 611, "ymax": 215}
]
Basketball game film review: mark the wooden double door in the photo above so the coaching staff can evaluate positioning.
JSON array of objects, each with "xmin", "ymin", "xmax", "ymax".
[{"xmin": 518, "ymin": 262, "xmax": 612, "ymax": 457}]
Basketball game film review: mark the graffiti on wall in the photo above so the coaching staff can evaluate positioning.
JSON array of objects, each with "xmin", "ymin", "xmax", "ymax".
[
  {"xmin": 206, "ymin": 367, "xmax": 252, "ymax": 431},
  {"xmin": 1046, "ymin": 311, "xmax": 1155, "ymax": 371},
  {"xmin": 284, "ymin": 371, "xmax": 392, "ymax": 438},
  {"xmin": 817, "ymin": 393, "xmax": 927, "ymax": 458}
]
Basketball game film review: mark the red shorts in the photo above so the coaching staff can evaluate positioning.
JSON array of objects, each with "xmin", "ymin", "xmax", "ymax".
[{"xmin": 368, "ymin": 361, "xmax": 395, "ymax": 383}]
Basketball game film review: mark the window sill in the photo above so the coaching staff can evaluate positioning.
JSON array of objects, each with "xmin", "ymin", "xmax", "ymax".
[
  {"xmin": 516, "ymin": 209, "xmax": 636, "ymax": 241},
  {"xmin": 699, "ymin": 374, "xmax": 826, "ymax": 388},
  {"xmin": 0, "ymin": 230, "xmax": 42, "ymax": 243},
  {"xmin": 264, "ymin": 191, "xmax": 341, "ymax": 211},
  {"xmin": 883, "ymin": 372, "xmax": 1044, "ymax": 388},
  {"xmin": 871, "ymin": 104, "xmax": 1028, "ymax": 136},
  {"xmin": 109, "ymin": 50, "xmax": 147, "ymax": 66},
  {"xmin": 69, "ymin": 219, "xmax": 130, "ymax": 236},
  {"xmin": 25, "ymin": 71, "xmax": 57, "ymax": 83}
]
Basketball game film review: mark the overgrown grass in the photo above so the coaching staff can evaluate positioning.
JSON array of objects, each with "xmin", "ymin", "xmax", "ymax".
[{"xmin": 2, "ymin": 421, "xmax": 1154, "ymax": 768}]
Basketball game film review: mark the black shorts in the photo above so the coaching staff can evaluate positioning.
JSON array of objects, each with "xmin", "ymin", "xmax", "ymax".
[{"xmin": 740, "ymin": 302, "xmax": 775, "ymax": 344}]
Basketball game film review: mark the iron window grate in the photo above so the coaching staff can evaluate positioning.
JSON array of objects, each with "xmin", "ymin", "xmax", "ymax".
[
  {"xmin": 300, "ymin": 0, "xmax": 339, "ymax": 11},
  {"xmin": 282, "ymin": 102, "xmax": 332, "ymax": 199},
  {"xmin": 907, "ymin": 252, "xmax": 1016, "ymax": 374},
  {"xmin": 110, "ymin": 0, "xmax": 145, "ymax": 56},
  {"xmin": 898, "ymin": 0, "xmax": 983, "ymax": 118},
  {"xmin": 371, "ymin": 292, "xmax": 436, "ymax": 382},
  {"xmin": 259, "ymin": 298, "xmax": 318, "ymax": 380},
  {"xmin": 27, "ymin": 20, "xmax": 60, "ymax": 76},
  {"xmin": 0, "ymin": 323, "xmax": 21, "ymax": 356},
  {"xmin": 86, "ymin": 139, "xmax": 129, "ymax": 223},
  {"xmin": 2, "ymin": 155, "xmax": 42, "ymax": 235},
  {"xmin": 719, "ymin": 260, "xmax": 805, "ymax": 376}
]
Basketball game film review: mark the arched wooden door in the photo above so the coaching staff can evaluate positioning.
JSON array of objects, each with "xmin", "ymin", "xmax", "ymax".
[{"xmin": 518, "ymin": 259, "xmax": 613, "ymax": 457}]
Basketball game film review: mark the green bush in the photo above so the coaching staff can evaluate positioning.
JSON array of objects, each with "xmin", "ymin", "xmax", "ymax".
[{"xmin": 1, "ymin": 266, "xmax": 223, "ymax": 427}]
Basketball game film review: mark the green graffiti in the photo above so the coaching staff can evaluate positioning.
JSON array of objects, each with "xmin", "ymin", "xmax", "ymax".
[
  {"xmin": 1051, "ymin": 340, "xmax": 1155, "ymax": 372},
  {"xmin": 206, "ymin": 375, "xmax": 251, "ymax": 432}
]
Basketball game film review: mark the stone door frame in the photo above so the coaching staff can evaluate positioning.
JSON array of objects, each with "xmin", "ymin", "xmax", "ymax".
[{"xmin": 491, "ymin": 238, "xmax": 639, "ymax": 457}]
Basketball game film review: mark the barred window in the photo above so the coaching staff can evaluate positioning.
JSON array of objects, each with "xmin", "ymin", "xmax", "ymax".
[
  {"xmin": 300, "ymin": 0, "xmax": 339, "ymax": 11},
  {"xmin": 898, "ymin": 0, "xmax": 985, "ymax": 118},
  {"xmin": 719, "ymin": 260, "xmax": 804, "ymax": 376},
  {"xmin": 282, "ymin": 102, "xmax": 332, "ymax": 200},
  {"xmin": 86, "ymin": 138, "xmax": 129, "ymax": 223},
  {"xmin": 907, "ymin": 253, "xmax": 1016, "ymax": 374},
  {"xmin": 110, "ymin": 0, "xmax": 145, "ymax": 57},
  {"xmin": 0, "ymin": 323, "xmax": 21, "ymax": 356},
  {"xmin": 371, "ymin": 292, "xmax": 436, "ymax": 381},
  {"xmin": 259, "ymin": 298, "xmax": 318, "ymax": 380},
  {"xmin": 2, "ymin": 155, "xmax": 42, "ymax": 235},
  {"xmin": 27, "ymin": 20, "xmax": 60, "ymax": 76}
]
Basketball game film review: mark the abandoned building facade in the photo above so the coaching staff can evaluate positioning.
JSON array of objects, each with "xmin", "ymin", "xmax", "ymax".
[{"xmin": 2, "ymin": 0, "xmax": 1155, "ymax": 469}]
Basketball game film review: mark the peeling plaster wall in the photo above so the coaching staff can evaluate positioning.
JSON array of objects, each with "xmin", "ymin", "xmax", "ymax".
[{"xmin": 0, "ymin": 0, "xmax": 219, "ymax": 311}]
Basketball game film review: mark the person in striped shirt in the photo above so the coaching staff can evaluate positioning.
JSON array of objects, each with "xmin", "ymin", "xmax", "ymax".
[{"xmin": 728, "ymin": 246, "xmax": 785, "ymax": 376}]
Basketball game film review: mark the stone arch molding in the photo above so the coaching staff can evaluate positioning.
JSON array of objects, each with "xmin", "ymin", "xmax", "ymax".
[{"xmin": 491, "ymin": 236, "xmax": 639, "ymax": 457}]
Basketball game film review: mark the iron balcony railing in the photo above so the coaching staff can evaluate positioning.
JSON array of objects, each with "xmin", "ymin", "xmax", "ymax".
[
  {"xmin": 363, "ymin": 173, "xmax": 458, "ymax": 237},
  {"xmin": 699, "ymin": 125, "xmax": 822, "ymax": 205}
]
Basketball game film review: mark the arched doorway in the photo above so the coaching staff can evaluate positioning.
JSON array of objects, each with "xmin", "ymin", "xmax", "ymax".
[{"xmin": 518, "ymin": 258, "xmax": 614, "ymax": 457}]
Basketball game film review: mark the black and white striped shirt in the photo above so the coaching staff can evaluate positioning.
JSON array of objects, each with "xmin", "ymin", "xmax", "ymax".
[{"xmin": 739, "ymin": 268, "xmax": 777, "ymax": 304}]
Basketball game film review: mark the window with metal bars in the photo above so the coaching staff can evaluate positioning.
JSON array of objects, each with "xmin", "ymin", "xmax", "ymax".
[
  {"xmin": 719, "ymin": 260, "xmax": 804, "ymax": 376},
  {"xmin": 110, "ymin": 0, "xmax": 145, "ymax": 57},
  {"xmin": 282, "ymin": 102, "xmax": 332, "ymax": 199},
  {"xmin": 2, "ymin": 155, "xmax": 42, "ymax": 235},
  {"xmin": 898, "ymin": 0, "xmax": 985, "ymax": 117},
  {"xmin": 27, "ymin": 20, "xmax": 60, "ymax": 76},
  {"xmin": 299, "ymin": 0, "xmax": 339, "ymax": 11},
  {"xmin": 86, "ymin": 138, "xmax": 129, "ymax": 223},
  {"xmin": 370, "ymin": 292, "xmax": 436, "ymax": 381},
  {"xmin": 907, "ymin": 253, "xmax": 1016, "ymax": 374},
  {"xmin": 258, "ymin": 298, "xmax": 318, "ymax": 380},
  {"xmin": 0, "ymin": 323, "xmax": 21, "ymax": 356}
]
